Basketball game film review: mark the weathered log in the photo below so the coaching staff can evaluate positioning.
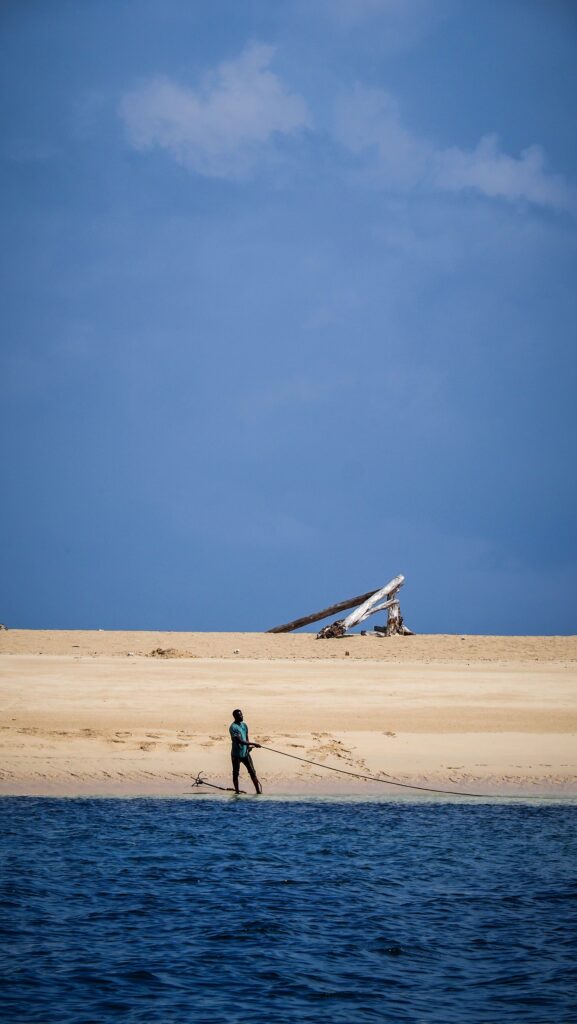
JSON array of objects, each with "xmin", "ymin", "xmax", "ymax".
[
  {"xmin": 267, "ymin": 588, "xmax": 382, "ymax": 634},
  {"xmin": 316, "ymin": 619, "xmax": 347, "ymax": 639},
  {"xmin": 341, "ymin": 576, "xmax": 404, "ymax": 631},
  {"xmin": 384, "ymin": 599, "xmax": 401, "ymax": 634},
  {"xmin": 353, "ymin": 597, "xmax": 396, "ymax": 626},
  {"xmin": 316, "ymin": 576, "xmax": 406, "ymax": 639},
  {"xmin": 370, "ymin": 599, "xmax": 415, "ymax": 637}
]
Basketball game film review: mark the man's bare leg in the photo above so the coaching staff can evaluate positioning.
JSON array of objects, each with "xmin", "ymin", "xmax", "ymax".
[{"xmin": 248, "ymin": 768, "xmax": 262, "ymax": 794}]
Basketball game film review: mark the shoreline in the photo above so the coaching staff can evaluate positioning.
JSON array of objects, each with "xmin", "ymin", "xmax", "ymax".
[{"xmin": 1, "ymin": 631, "xmax": 576, "ymax": 798}]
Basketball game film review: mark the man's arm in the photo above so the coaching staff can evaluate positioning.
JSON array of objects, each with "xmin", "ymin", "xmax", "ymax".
[
  {"xmin": 231, "ymin": 726, "xmax": 259, "ymax": 753},
  {"xmin": 244, "ymin": 726, "xmax": 260, "ymax": 750}
]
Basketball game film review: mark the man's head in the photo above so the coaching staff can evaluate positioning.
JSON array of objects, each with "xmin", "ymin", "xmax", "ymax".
[{"xmin": 232, "ymin": 709, "xmax": 243, "ymax": 722}]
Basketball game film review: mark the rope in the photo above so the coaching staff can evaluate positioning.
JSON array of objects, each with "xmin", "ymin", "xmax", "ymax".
[
  {"xmin": 255, "ymin": 744, "xmax": 552, "ymax": 800},
  {"xmin": 188, "ymin": 748, "xmax": 568, "ymax": 802}
]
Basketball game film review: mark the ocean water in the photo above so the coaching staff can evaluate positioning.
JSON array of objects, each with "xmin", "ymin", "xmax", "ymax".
[{"xmin": 1, "ymin": 798, "xmax": 576, "ymax": 1023}]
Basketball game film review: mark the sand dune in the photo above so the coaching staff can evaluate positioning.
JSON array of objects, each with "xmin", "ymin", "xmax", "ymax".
[{"xmin": 0, "ymin": 630, "xmax": 575, "ymax": 797}]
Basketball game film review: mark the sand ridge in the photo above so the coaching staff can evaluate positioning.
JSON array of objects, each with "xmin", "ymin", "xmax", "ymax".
[{"xmin": 1, "ymin": 629, "xmax": 576, "ymax": 663}]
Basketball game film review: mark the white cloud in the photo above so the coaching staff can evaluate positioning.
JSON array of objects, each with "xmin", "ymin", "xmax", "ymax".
[
  {"xmin": 433, "ymin": 134, "xmax": 574, "ymax": 211},
  {"xmin": 335, "ymin": 85, "xmax": 575, "ymax": 213},
  {"xmin": 119, "ymin": 44, "xmax": 310, "ymax": 179}
]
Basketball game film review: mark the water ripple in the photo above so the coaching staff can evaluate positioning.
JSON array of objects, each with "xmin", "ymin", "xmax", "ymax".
[{"xmin": 0, "ymin": 798, "xmax": 576, "ymax": 1022}]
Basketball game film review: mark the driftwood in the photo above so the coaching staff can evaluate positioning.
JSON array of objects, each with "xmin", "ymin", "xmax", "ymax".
[
  {"xmin": 365, "ymin": 599, "xmax": 414, "ymax": 637},
  {"xmin": 342, "ymin": 576, "xmax": 404, "ymax": 630},
  {"xmin": 317, "ymin": 574, "xmax": 413, "ymax": 638},
  {"xmin": 316, "ymin": 619, "xmax": 348, "ymax": 639},
  {"xmin": 267, "ymin": 588, "xmax": 382, "ymax": 634}
]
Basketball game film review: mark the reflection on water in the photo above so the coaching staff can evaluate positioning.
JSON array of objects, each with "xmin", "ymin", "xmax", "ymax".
[{"xmin": 1, "ymin": 798, "xmax": 576, "ymax": 1022}]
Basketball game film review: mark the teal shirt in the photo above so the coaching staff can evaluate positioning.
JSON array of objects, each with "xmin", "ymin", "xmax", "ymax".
[{"xmin": 230, "ymin": 721, "xmax": 249, "ymax": 758}]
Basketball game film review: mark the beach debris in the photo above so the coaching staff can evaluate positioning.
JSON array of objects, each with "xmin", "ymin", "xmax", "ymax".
[
  {"xmin": 268, "ymin": 575, "xmax": 414, "ymax": 638},
  {"xmin": 147, "ymin": 647, "xmax": 198, "ymax": 659},
  {"xmin": 316, "ymin": 620, "xmax": 347, "ymax": 639},
  {"xmin": 267, "ymin": 587, "xmax": 386, "ymax": 634},
  {"xmin": 149, "ymin": 647, "xmax": 180, "ymax": 658},
  {"xmin": 317, "ymin": 576, "xmax": 414, "ymax": 639},
  {"xmin": 233, "ymin": 649, "xmax": 240, "ymax": 654}
]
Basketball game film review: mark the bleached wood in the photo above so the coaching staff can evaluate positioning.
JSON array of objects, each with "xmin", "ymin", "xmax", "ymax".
[
  {"xmin": 372, "ymin": 599, "xmax": 415, "ymax": 637},
  {"xmin": 342, "ymin": 575, "xmax": 404, "ymax": 631},
  {"xmin": 354, "ymin": 598, "xmax": 396, "ymax": 625},
  {"xmin": 267, "ymin": 586, "xmax": 383, "ymax": 634}
]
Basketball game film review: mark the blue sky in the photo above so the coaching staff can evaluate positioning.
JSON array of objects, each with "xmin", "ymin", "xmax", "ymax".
[{"xmin": 1, "ymin": 0, "xmax": 576, "ymax": 633}]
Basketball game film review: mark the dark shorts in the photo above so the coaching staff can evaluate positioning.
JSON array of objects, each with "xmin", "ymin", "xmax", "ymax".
[{"xmin": 231, "ymin": 752, "xmax": 256, "ymax": 774}]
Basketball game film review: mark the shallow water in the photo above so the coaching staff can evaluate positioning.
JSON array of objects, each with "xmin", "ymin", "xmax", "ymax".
[{"xmin": 1, "ymin": 798, "xmax": 576, "ymax": 1022}]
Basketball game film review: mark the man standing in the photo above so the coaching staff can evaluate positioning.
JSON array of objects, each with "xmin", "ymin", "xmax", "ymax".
[{"xmin": 229, "ymin": 709, "xmax": 262, "ymax": 795}]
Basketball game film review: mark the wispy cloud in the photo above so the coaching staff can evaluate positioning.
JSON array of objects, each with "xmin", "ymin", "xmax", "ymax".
[
  {"xmin": 119, "ymin": 44, "xmax": 310, "ymax": 179},
  {"xmin": 119, "ymin": 46, "xmax": 573, "ymax": 211},
  {"xmin": 334, "ymin": 86, "xmax": 427, "ymax": 189},
  {"xmin": 335, "ymin": 85, "xmax": 575, "ymax": 213},
  {"xmin": 433, "ymin": 134, "xmax": 574, "ymax": 210}
]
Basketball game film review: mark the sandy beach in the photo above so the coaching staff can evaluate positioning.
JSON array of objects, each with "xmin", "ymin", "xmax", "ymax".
[{"xmin": 1, "ymin": 630, "xmax": 576, "ymax": 798}]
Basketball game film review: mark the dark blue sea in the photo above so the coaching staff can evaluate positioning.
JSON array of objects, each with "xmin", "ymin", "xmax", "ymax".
[{"xmin": 1, "ymin": 798, "xmax": 576, "ymax": 1023}]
